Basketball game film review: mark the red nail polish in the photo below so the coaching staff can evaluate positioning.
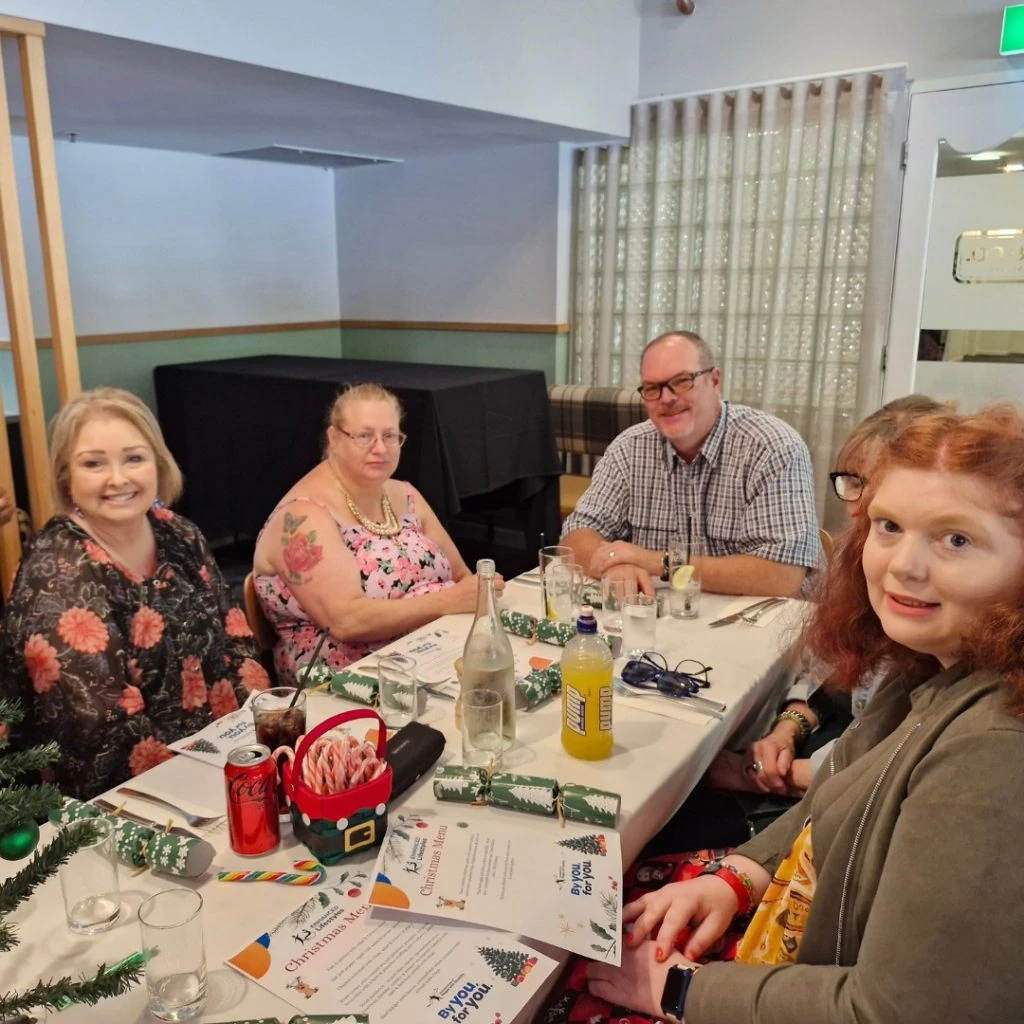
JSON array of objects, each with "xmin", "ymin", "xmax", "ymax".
[{"xmin": 655, "ymin": 947, "xmax": 665, "ymax": 962}]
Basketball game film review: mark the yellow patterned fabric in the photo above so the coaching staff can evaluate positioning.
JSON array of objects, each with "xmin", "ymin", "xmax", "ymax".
[{"xmin": 736, "ymin": 819, "xmax": 816, "ymax": 965}]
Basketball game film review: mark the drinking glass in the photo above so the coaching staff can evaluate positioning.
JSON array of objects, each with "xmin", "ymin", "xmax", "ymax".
[
  {"xmin": 667, "ymin": 549, "xmax": 702, "ymax": 619},
  {"xmin": 545, "ymin": 560, "xmax": 584, "ymax": 624},
  {"xmin": 539, "ymin": 544, "xmax": 573, "ymax": 620},
  {"xmin": 58, "ymin": 817, "xmax": 120, "ymax": 934},
  {"xmin": 601, "ymin": 575, "xmax": 638, "ymax": 633},
  {"xmin": 139, "ymin": 888, "xmax": 207, "ymax": 1022},
  {"xmin": 252, "ymin": 686, "xmax": 307, "ymax": 814},
  {"xmin": 462, "ymin": 688, "xmax": 504, "ymax": 769},
  {"xmin": 379, "ymin": 654, "xmax": 418, "ymax": 728},
  {"xmin": 622, "ymin": 593, "xmax": 658, "ymax": 657}
]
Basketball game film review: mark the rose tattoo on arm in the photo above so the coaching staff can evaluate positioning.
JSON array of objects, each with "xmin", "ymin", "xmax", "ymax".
[{"xmin": 281, "ymin": 511, "xmax": 324, "ymax": 582}]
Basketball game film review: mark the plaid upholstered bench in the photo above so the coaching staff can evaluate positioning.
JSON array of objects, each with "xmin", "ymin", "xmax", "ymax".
[{"xmin": 547, "ymin": 384, "xmax": 648, "ymax": 522}]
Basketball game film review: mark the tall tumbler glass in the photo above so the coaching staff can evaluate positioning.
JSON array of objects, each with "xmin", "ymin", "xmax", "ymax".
[
  {"xmin": 539, "ymin": 544, "xmax": 573, "ymax": 620},
  {"xmin": 58, "ymin": 817, "xmax": 121, "ymax": 934},
  {"xmin": 379, "ymin": 654, "xmax": 418, "ymax": 728},
  {"xmin": 622, "ymin": 593, "xmax": 658, "ymax": 658},
  {"xmin": 252, "ymin": 686, "xmax": 307, "ymax": 814},
  {"xmin": 139, "ymin": 888, "xmax": 207, "ymax": 1022}
]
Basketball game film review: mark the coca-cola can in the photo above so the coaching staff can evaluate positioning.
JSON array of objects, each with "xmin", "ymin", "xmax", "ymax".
[{"xmin": 225, "ymin": 743, "xmax": 280, "ymax": 856}]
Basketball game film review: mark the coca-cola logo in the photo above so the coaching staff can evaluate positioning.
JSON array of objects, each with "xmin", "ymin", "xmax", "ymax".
[{"xmin": 229, "ymin": 773, "xmax": 274, "ymax": 803}]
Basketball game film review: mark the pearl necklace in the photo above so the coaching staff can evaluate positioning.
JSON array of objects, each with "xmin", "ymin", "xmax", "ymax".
[{"xmin": 327, "ymin": 460, "xmax": 401, "ymax": 537}]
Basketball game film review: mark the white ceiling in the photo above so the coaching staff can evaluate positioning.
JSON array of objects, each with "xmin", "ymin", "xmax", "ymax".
[{"xmin": 2, "ymin": 26, "xmax": 612, "ymax": 163}]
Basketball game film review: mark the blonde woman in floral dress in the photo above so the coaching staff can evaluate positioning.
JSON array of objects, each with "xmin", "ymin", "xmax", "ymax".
[
  {"xmin": 0, "ymin": 388, "xmax": 268, "ymax": 800},
  {"xmin": 253, "ymin": 383, "xmax": 495, "ymax": 684}
]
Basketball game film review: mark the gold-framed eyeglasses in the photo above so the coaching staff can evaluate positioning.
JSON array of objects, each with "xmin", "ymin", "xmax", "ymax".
[
  {"xmin": 637, "ymin": 368, "xmax": 714, "ymax": 402},
  {"xmin": 337, "ymin": 428, "xmax": 407, "ymax": 450},
  {"xmin": 829, "ymin": 471, "xmax": 865, "ymax": 502}
]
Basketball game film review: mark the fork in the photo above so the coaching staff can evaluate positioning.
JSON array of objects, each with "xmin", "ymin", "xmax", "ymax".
[
  {"xmin": 613, "ymin": 680, "xmax": 725, "ymax": 719},
  {"xmin": 116, "ymin": 787, "xmax": 223, "ymax": 828},
  {"xmin": 741, "ymin": 597, "xmax": 786, "ymax": 624}
]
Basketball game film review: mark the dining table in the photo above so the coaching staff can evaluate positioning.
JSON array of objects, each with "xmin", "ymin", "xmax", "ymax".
[{"xmin": 0, "ymin": 575, "xmax": 799, "ymax": 1023}]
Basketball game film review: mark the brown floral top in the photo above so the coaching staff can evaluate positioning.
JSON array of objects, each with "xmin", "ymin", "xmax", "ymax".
[{"xmin": 0, "ymin": 509, "xmax": 269, "ymax": 800}]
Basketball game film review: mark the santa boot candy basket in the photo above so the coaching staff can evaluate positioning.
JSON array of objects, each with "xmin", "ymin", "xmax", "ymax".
[{"xmin": 280, "ymin": 708, "xmax": 393, "ymax": 865}]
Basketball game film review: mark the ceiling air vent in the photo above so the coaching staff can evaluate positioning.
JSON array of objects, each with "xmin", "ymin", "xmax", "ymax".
[{"xmin": 217, "ymin": 144, "xmax": 399, "ymax": 169}]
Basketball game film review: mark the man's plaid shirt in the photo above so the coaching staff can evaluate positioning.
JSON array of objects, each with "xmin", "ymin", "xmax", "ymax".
[{"xmin": 562, "ymin": 402, "xmax": 821, "ymax": 569}]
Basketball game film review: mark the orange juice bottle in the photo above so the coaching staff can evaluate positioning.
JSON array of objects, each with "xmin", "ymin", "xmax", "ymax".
[{"xmin": 561, "ymin": 606, "xmax": 613, "ymax": 760}]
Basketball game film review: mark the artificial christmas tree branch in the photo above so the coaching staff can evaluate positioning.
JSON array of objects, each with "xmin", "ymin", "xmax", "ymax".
[
  {"xmin": 0, "ymin": 958, "xmax": 143, "ymax": 1016},
  {"xmin": 0, "ymin": 783, "xmax": 63, "ymax": 830},
  {"xmin": 0, "ymin": 696, "xmax": 141, "ymax": 1014},
  {"xmin": 0, "ymin": 742, "xmax": 61, "ymax": 781},
  {"xmin": 0, "ymin": 819, "xmax": 99, "ymax": 917}
]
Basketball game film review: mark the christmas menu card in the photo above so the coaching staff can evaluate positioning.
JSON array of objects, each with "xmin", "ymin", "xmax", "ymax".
[
  {"xmin": 226, "ymin": 869, "xmax": 557, "ymax": 1023},
  {"xmin": 368, "ymin": 811, "xmax": 623, "ymax": 964}
]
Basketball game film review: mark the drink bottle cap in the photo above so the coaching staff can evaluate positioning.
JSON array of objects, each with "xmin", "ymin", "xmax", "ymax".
[
  {"xmin": 476, "ymin": 558, "xmax": 496, "ymax": 576},
  {"xmin": 576, "ymin": 605, "xmax": 598, "ymax": 634}
]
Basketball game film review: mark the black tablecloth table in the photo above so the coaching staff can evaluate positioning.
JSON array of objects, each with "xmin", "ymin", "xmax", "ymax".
[{"xmin": 154, "ymin": 356, "xmax": 561, "ymax": 567}]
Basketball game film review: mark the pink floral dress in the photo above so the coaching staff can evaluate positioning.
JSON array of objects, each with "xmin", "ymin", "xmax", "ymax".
[{"xmin": 253, "ymin": 486, "xmax": 455, "ymax": 684}]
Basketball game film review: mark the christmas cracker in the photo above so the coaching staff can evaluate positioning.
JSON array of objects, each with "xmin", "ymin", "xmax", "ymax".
[
  {"xmin": 49, "ymin": 799, "xmax": 215, "ymax": 877},
  {"xmin": 431, "ymin": 768, "xmax": 619, "ymax": 827},
  {"xmin": 516, "ymin": 664, "xmax": 562, "ymax": 709},
  {"xmin": 327, "ymin": 669, "xmax": 380, "ymax": 706}
]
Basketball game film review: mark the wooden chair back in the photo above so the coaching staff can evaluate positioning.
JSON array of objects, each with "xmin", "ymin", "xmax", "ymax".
[
  {"xmin": 819, "ymin": 528, "xmax": 836, "ymax": 563},
  {"xmin": 243, "ymin": 572, "xmax": 277, "ymax": 652}
]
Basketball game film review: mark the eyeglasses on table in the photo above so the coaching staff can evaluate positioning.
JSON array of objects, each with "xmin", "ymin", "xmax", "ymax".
[{"xmin": 620, "ymin": 652, "xmax": 713, "ymax": 697}]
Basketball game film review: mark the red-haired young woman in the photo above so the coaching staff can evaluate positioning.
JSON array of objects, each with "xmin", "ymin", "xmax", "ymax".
[{"xmin": 555, "ymin": 405, "xmax": 1024, "ymax": 1024}]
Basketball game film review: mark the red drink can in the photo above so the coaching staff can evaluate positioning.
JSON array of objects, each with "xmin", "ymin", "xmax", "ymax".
[{"xmin": 225, "ymin": 743, "xmax": 280, "ymax": 856}]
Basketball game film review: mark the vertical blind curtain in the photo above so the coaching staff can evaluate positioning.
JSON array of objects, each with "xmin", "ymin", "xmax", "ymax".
[{"xmin": 570, "ymin": 70, "xmax": 909, "ymax": 522}]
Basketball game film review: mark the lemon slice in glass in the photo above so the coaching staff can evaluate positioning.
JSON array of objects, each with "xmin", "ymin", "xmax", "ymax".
[{"xmin": 671, "ymin": 565, "xmax": 695, "ymax": 590}]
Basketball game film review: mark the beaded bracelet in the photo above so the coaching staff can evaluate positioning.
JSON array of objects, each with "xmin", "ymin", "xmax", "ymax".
[
  {"xmin": 701, "ymin": 860, "xmax": 756, "ymax": 916},
  {"xmin": 773, "ymin": 708, "xmax": 814, "ymax": 745}
]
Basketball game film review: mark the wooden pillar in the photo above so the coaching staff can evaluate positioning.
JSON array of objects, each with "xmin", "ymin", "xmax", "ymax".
[
  {"xmin": 0, "ymin": 14, "xmax": 72, "ymax": 593},
  {"xmin": 20, "ymin": 32, "xmax": 80, "ymax": 405}
]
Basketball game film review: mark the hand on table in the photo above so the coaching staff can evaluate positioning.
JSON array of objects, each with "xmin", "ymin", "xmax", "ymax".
[
  {"xmin": 623, "ymin": 876, "xmax": 737, "ymax": 962},
  {"xmin": 595, "ymin": 559, "xmax": 656, "ymax": 599},
  {"xmin": 586, "ymin": 941, "xmax": 696, "ymax": 1021}
]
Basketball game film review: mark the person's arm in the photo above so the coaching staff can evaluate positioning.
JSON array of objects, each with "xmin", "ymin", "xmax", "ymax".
[
  {"xmin": 561, "ymin": 443, "xmax": 635, "ymax": 571},
  {"xmin": 692, "ymin": 437, "xmax": 821, "ymax": 597},
  {"xmin": 686, "ymin": 729, "xmax": 1024, "ymax": 1024},
  {"xmin": 265, "ymin": 504, "xmax": 480, "ymax": 643},
  {"xmin": 403, "ymin": 484, "xmax": 471, "ymax": 582},
  {"xmin": 181, "ymin": 516, "xmax": 271, "ymax": 703}
]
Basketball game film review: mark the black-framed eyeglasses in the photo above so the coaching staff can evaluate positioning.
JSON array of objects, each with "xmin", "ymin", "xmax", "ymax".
[
  {"xmin": 337, "ymin": 427, "xmax": 407, "ymax": 450},
  {"xmin": 637, "ymin": 368, "xmax": 714, "ymax": 402},
  {"xmin": 829, "ymin": 471, "xmax": 865, "ymax": 502},
  {"xmin": 620, "ymin": 652, "xmax": 712, "ymax": 696}
]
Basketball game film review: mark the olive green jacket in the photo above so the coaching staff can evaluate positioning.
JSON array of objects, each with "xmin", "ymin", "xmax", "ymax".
[{"xmin": 688, "ymin": 663, "xmax": 1024, "ymax": 1024}]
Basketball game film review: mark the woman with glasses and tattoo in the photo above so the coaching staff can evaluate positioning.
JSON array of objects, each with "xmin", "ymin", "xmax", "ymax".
[{"xmin": 253, "ymin": 383, "xmax": 495, "ymax": 684}]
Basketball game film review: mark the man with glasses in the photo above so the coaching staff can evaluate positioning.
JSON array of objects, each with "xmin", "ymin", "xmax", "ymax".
[{"xmin": 561, "ymin": 331, "xmax": 820, "ymax": 597}]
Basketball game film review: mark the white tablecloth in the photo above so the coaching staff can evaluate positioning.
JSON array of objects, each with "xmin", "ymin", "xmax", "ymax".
[{"xmin": 0, "ymin": 581, "xmax": 798, "ymax": 1023}]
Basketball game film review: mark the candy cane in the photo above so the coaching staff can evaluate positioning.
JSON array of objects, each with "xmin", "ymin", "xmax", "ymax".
[{"xmin": 216, "ymin": 859, "xmax": 325, "ymax": 885}]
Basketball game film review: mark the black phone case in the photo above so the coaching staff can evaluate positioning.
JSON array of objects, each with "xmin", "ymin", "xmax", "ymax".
[{"xmin": 387, "ymin": 721, "xmax": 446, "ymax": 799}]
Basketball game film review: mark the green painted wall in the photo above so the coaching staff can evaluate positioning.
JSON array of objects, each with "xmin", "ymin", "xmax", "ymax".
[
  {"xmin": 0, "ymin": 326, "xmax": 342, "ymax": 419},
  {"xmin": 340, "ymin": 327, "xmax": 569, "ymax": 385}
]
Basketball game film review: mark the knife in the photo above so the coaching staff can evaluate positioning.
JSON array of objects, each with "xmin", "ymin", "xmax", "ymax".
[
  {"xmin": 92, "ymin": 798, "xmax": 200, "ymax": 839},
  {"xmin": 707, "ymin": 597, "xmax": 785, "ymax": 628}
]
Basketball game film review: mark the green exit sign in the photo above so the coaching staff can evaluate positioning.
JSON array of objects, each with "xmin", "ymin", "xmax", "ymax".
[{"xmin": 1002, "ymin": 4, "xmax": 1024, "ymax": 55}]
